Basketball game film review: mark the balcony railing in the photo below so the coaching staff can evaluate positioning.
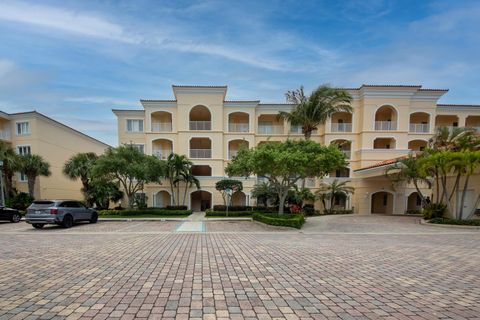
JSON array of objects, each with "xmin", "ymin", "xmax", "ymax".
[
  {"xmin": 190, "ymin": 149, "xmax": 212, "ymax": 158},
  {"xmin": 189, "ymin": 121, "xmax": 211, "ymax": 130},
  {"xmin": 0, "ymin": 130, "xmax": 11, "ymax": 140},
  {"xmin": 331, "ymin": 123, "xmax": 352, "ymax": 132},
  {"xmin": 375, "ymin": 121, "xmax": 397, "ymax": 131},
  {"xmin": 290, "ymin": 125, "xmax": 302, "ymax": 134},
  {"xmin": 229, "ymin": 123, "xmax": 249, "ymax": 132},
  {"xmin": 409, "ymin": 123, "xmax": 429, "ymax": 133},
  {"xmin": 151, "ymin": 122, "xmax": 172, "ymax": 132},
  {"xmin": 258, "ymin": 125, "xmax": 284, "ymax": 134},
  {"xmin": 152, "ymin": 150, "xmax": 172, "ymax": 160}
]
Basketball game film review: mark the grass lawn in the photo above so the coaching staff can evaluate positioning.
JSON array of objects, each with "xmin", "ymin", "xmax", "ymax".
[{"xmin": 99, "ymin": 214, "xmax": 190, "ymax": 219}]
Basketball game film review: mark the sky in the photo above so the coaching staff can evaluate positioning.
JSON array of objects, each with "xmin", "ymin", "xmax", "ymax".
[{"xmin": 0, "ymin": 0, "xmax": 479, "ymax": 146}]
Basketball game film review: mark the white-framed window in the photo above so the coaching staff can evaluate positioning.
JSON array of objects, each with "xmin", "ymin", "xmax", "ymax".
[
  {"xmin": 126, "ymin": 119, "xmax": 144, "ymax": 132},
  {"xmin": 16, "ymin": 121, "xmax": 30, "ymax": 135},
  {"xmin": 16, "ymin": 145, "xmax": 31, "ymax": 182},
  {"xmin": 131, "ymin": 144, "xmax": 145, "ymax": 154}
]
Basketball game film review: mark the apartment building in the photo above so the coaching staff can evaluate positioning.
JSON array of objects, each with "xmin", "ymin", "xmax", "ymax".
[
  {"xmin": 113, "ymin": 85, "xmax": 480, "ymax": 214},
  {"xmin": 0, "ymin": 111, "xmax": 110, "ymax": 200}
]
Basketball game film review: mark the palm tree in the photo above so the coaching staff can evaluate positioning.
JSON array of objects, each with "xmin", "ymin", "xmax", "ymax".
[
  {"xmin": 0, "ymin": 143, "xmax": 21, "ymax": 199},
  {"xmin": 63, "ymin": 152, "xmax": 98, "ymax": 205},
  {"xmin": 251, "ymin": 182, "xmax": 276, "ymax": 207},
  {"xmin": 278, "ymin": 85, "xmax": 353, "ymax": 140},
  {"xmin": 18, "ymin": 154, "xmax": 51, "ymax": 198},
  {"xmin": 429, "ymin": 126, "xmax": 480, "ymax": 152},
  {"xmin": 165, "ymin": 154, "xmax": 193, "ymax": 205},
  {"xmin": 181, "ymin": 169, "xmax": 200, "ymax": 205},
  {"xmin": 316, "ymin": 179, "xmax": 354, "ymax": 211}
]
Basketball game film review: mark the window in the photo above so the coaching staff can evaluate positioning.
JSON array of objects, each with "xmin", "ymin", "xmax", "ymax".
[
  {"xmin": 131, "ymin": 144, "xmax": 144, "ymax": 154},
  {"xmin": 126, "ymin": 119, "xmax": 144, "ymax": 132},
  {"xmin": 16, "ymin": 146, "xmax": 31, "ymax": 182},
  {"xmin": 16, "ymin": 122, "xmax": 29, "ymax": 135}
]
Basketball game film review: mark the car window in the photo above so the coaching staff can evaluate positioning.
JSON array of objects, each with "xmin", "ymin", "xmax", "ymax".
[{"xmin": 30, "ymin": 201, "xmax": 55, "ymax": 209}]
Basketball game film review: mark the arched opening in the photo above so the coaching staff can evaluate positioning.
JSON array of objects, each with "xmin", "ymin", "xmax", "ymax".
[
  {"xmin": 258, "ymin": 114, "xmax": 284, "ymax": 134},
  {"xmin": 409, "ymin": 112, "xmax": 430, "ymax": 133},
  {"xmin": 375, "ymin": 105, "xmax": 397, "ymax": 130},
  {"xmin": 228, "ymin": 139, "xmax": 249, "ymax": 159},
  {"xmin": 408, "ymin": 140, "xmax": 427, "ymax": 152},
  {"xmin": 228, "ymin": 112, "xmax": 249, "ymax": 132},
  {"xmin": 151, "ymin": 111, "xmax": 172, "ymax": 132},
  {"xmin": 466, "ymin": 116, "xmax": 480, "ymax": 131},
  {"xmin": 190, "ymin": 138, "xmax": 212, "ymax": 158},
  {"xmin": 154, "ymin": 191, "xmax": 171, "ymax": 208},
  {"xmin": 191, "ymin": 165, "xmax": 212, "ymax": 176},
  {"xmin": 231, "ymin": 191, "xmax": 247, "ymax": 206},
  {"xmin": 189, "ymin": 105, "xmax": 211, "ymax": 130},
  {"xmin": 330, "ymin": 167, "xmax": 350, "ymax": 178},
  {"xmin": 407, "ymin": 192, "xmax": 422, "ymax": 212},
  {"xmin": 371, "ymin": 191, "xmax": 394, "ymax": 214},
  {"xmin": 435, "ymin": 115, "xmax": 458, "ymax": 131},
  {"xmin": 331, "ymin": 112, "xmax": 353, "ymax": 132},
  {"xmin": 373, "ymin": 138, "xmax": 396, "ymax": 149},
  {"xmin": 330, "ymin": 139, "xmax": 352, "ymax": 159},
  {"xmin": 190, "ymin": 190, "xmax": 212, "ymax": 211},
  {"xmin": 152, "ymin": 139, "xmax": 173, "ymax": 159}
]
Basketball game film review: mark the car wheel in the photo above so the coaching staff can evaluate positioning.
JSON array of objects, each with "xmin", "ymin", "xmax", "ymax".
[
  {"xmin": 62, "ymin": 215, "xmax": 73, "ymax": 228},
  {"xmin": 10, "ymin": 213, "xmax": 21, "ymax": 223},
  {"xmin": 32, "ymin": 223, "xmax": 44, "ymax": 229},
  {"xmin": 90, "ymin": 212, "xmax": 98, "ymax": 224}
]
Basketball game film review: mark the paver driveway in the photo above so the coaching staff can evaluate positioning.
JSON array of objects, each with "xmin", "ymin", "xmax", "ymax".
[{"xmin": 0, "ymin": 215, "xmax": 479, "ymax": 319}]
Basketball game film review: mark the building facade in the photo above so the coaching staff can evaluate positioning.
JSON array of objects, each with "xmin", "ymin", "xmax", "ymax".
[
  {"xmin": 113, "ymin": 85, "xmax": 480, "ymax": 214},
  {"xmin": 0, "ymin": 111, "xmax": 110, "ymax": 200}
]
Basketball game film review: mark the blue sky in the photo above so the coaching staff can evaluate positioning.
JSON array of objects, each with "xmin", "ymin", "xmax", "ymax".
[{"xmin": 0, "ymin": 0, "xmax": 479, "ymax": 146}]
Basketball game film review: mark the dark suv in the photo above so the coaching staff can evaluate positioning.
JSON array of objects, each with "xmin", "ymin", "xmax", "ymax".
[
  {"xmin": 25, "ymin": 200, "xmax": 98, "ymax": 229},
  {"xmin": 0, "ymin": 206, "xmax": 22, "ymax": 223}
]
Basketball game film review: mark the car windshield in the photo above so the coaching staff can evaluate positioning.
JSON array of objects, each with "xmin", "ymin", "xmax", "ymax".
[{"xmin": 30, "ymin": 201, "xmax": 55, "ymax": 209}]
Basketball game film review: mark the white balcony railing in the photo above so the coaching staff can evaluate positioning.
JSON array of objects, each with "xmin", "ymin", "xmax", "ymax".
[
  {"xmin": 190, "ymin": 149, "xmax": 212, "ymax": 158},
  {"xmin": 409, "ymin": 123, "xmax": 429, "ymax": 133},
  {"xmin": 290, "ymin": 125, "xmax": 302, "ymax": 134},
  {"xmin": 375, "ymin": 121, "xmax": 397, "ymax": 131},
  {"xmin": 151, "ymin": 122, "xmax": 172, "ymax": 132},
  {"xmin": 229, "ymin": 123, "xmax": 249, "ymax": 132},
  {"xmin": 258, "ymin": 125, "xmax": 284, "ymax": 134},
  {"xmin": 0, "ymin": 130, "xmax": 11, "ymax": 140},
  {"xmin": 228, "ymin": 150, "xmax": 238, "ymax": 159},
  {"xmin": 331, "ymin": 123, "xmax": 352, "ymax": 132},
  {"xmin": 189, "ymin": 121, "xmax": 211, "ymax": 130},
  {"xmin": 152, "ymin": 149, "xmax": 172, "ymax": 160}
]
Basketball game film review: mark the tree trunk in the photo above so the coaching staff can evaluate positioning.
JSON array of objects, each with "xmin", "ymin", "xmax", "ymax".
[
  {"xmin": 27, "ymin": 175, "xmax": 36, "ymax": 198},
  {"xmin": 4, "ymin": 171, "xmax": 14, "ymax": 199},
  {"xmin": 127, "ymin": 193, "xmax": 134, "ymax": 209},
  {"xmin": 278, "ymin": 192, "xmax": 288, "ymax": 214},
  {"xmin": 169, "ymin": 179, "xmax": 175, "ymax": 206},
  {"xmin": 458, "ymin": 175, "xmax": 470, "ymax": 220},
  {"xmin": 435, "ymin": 172, "xmax": 440, "ymax": 204},
  {"xmin": 448, "ymin": 173, "xmax": 461, "ymax": 202},
  {"xmin": 183, "ymin": 182, "xmax": 189, "ymax": 206},
  {"xmin": 413, "ymin": 180, "xmax": 426, "ymax": 206},
  {"xmin": 440, "ymin": 176, "xmax": 454, "ymax": 218}
]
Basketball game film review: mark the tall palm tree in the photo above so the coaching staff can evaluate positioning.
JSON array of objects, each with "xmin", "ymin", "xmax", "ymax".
[
  {"xmin": 165, "ymin": 154, "xmax": 193, "ymax": 205},
  {"xmin": 278, "ymin": 85, "xmax": 353, "ymax": 140},
  {"xmin": 18, "ymin": 154, "xmax": 51, "ymax": 198},
  {"xmin": 429, "ymin": 126, "xmax": 480, "ymax": 152},
  {"xmin": 316, "ymin": 179, "xmax": 354, "ymax": 211},
  {"xmin": 181, "ymin": 169, "xmax": 200, "ymax": 205},
  {"xmin": 63, "ymin": 152, "xmax": 98, "ymax": 205},
  {"xmin": 0, "ymin": 143, "xmax": 21, "ymax": 199}
]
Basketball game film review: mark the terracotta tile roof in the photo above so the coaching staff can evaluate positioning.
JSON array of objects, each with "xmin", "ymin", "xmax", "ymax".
[{"xmin": 354, "ymin": 155, "xmax": 408, "ymax": 172}]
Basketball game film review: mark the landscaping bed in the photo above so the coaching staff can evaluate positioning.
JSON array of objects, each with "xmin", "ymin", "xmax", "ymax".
[
  {"xmin": 428, "ymin": 217, "xmax": 480, "ymax": 226},
  {"xmin": 98, "ymin": 209, "xmax": 192, "ymax": 218},
  {"xmin": 205, "ymin": 209, "xmax": 252, "ymax": 217},
  {"xmin": 252, "ymin": 212, "xmax": 305, "ymax": 229}
]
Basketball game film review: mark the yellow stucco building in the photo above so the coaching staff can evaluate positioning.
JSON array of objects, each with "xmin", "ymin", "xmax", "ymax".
[
  {"xmin": 0, "ymin": 111, "xmax": 110, "ymax": 200},
  {"xmin": 113, "ymin": 84, "xmax": 480, "ymax": 214}
]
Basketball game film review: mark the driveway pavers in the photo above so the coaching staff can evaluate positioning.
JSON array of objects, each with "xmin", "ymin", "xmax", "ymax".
[{"xmin": 0, "ymin": 216, "xmax": 479, "ymax": 319}]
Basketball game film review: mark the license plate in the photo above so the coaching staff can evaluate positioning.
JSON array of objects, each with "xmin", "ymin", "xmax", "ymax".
[{"xmin": 35, "ymin": 210, "xmax": 41, "ymax": 214}]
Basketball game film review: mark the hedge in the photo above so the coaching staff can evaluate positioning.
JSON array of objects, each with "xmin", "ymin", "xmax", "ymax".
[
  {"xmin": 428, "ymin": 218, "xmax": 480, "ymax": 226},
  {"xmin": 212, "ymin": 205, "xmax": 252, "ymax": 212},
  {"xmin": 98, "ymin": 209, "xmax": 192, "ymax": 216},
  {"xmin": 252, "ymin": 212, "xmax": 305, "ymax": 229},
  {"xmin": 322, "ymin": 209, "xmax": 353, "ymax": 215},
  {"xmin": 205, "ymin": 210, "xmax": 252, "ymax": 217}
]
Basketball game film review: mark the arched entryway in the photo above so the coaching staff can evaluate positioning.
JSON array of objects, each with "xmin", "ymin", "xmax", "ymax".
[
  {"xmin": 154, "ymin": 191, "xmax": 171, "ymax": 208},
  {"xmin": 371, "ymin": 191, "xmax": 394, "ymax": 214},
  {"xmin": 407, "ymin": 192, "xmax": 422, "ymax": 212},
  {"xmin": 189, "ymin": 105, "xmax": 211, "ymax": 130},
  {"xmin": 190, "ymin": 190, "xmax": 212, "ymax": 211},
  {"xmin": 231, "ymin": 191, "xmax": 247, "ymax": 206}
]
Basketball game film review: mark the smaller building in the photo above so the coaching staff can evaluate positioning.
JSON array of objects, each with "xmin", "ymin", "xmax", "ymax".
[{"xmin": 0, "ymin": 110, "xmax": 110, "ymax": 200}]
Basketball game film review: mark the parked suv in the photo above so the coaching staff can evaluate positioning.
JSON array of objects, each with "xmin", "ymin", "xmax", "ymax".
[
  {"xmin": 26, "ymin": 200, "xmax": 98, "ymax": 229},
  {"xmin": 0, "ymin": 206, "xmax": 22, "ymax": 223}
]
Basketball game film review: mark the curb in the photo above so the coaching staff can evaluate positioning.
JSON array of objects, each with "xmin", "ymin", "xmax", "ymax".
[
  {"xmin": 98, "ymin": 217, "xmax": 253, "ymax": 222},
  {"xmin": 420, "ymin": 219, "xmax": 480, "ymax": 230}
]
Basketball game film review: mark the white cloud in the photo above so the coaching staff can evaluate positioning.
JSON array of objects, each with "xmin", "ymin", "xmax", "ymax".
[{"xmin": 64, "ymin": 96, "xmax": 138, "ymax": 106}]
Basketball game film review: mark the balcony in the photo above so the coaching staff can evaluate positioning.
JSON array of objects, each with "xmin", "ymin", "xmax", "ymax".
[
  {"xmin": 258, "ymin": 125, "xmax": 283, "ymax": 134},
  {"xmin": 152, "ymin": 122, "xmax": 172, "ymax": 132},
  {"xmin": 409, "ymin": 123, "xmax": 429, "ymax": 133},
  {"xmin": 229, "ymin": 123, "xmax": 249, "ymax": 132},
  {"xmin": 331, "ymin": 123, "xmax": 352, "ymax": 132},
  {"xmin": 190, "ymin": 149, "xmax": 212, "ymax": 158},
  {"xmin": 190, "ymin": 121, "xmax": 211, "ymax": 131},
  {"xmin": 375, "ymin": 121, "xmax": 397, "ymax": 131},
  {"xmin": 153, "ymin": 149, "xmax": 172, "ymax": 160}
]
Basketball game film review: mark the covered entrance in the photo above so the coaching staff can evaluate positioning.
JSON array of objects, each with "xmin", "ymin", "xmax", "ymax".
[
  {"xmin": 190, "ymin": 191, "xmax": 212, "ymax": 211},
  {"xmin": 371, "ymin": 191, "xmax": 394, "ymax": 214}
]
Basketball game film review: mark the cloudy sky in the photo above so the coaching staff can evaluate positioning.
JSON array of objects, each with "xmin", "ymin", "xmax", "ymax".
[{"xmin": 0, "ymin": 0, "xmax": 479, "ymax": 146}]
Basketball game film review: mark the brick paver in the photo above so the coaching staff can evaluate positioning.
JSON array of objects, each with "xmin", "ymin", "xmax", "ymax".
[{"xmin": 0, "ymin": 216, "xmax": 479, "ymax": 319}]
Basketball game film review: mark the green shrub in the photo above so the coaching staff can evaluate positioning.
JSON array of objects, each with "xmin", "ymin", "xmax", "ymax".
[
  {"xmin": 322, "ymin": 209, "xmax": 353, "ymax": 215},
  {"xmin": 98, "ymin": 209, "xmax": 192, "ymax": 216},
  {"xmin": 429, "ymin": 218, "xmax": 480, "ymax": 226},
  {"xmin": 212, "ymin": 205, "xmax": 252, "ymax": 212},
  {"xmin": 205, "ymin": 210, "xmax": 252, "ymax": 217},
  {"xmin": 252, "ymin": 206, "xmax": 291, "ymax": 213},
  {"xmin": 166, "ymin": 205, "xmax": 188, "ymax": 210},
  {"xmin": 405, "ymin": 209, "xmax": 421, "ymax": 215},
  {"xmin": 5, "ymin": 192, "xmax": 34, "ymax": 211},
  {"xmin": 422, "ymin": 203, "xmax": 447, "ymax": 219},
  {"xmin": 252, "ymin": 212, "xmax": 305, "ymax": 229},
  {"xmin": 301, "ymin": 204, "xmax": 315, "ymax": 216}
]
